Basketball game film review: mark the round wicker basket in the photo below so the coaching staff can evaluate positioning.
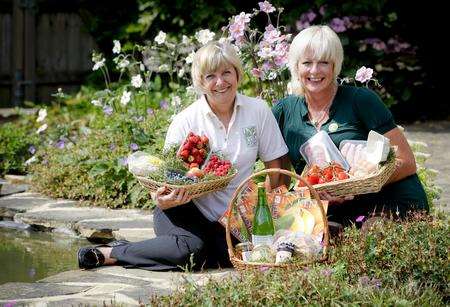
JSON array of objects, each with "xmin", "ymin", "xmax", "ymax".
[
  {"xmin": 225, "ymin": 168, "xmax": 329, "ymax": 271},
  {"xmin": 136, "ymin": 171, "xmax": 237, "ymax": 209}
]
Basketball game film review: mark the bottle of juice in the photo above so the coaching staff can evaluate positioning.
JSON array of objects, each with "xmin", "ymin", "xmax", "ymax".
[{"xmin": 252, "ymin": 182, "xmax": 275, "ymax": 246}]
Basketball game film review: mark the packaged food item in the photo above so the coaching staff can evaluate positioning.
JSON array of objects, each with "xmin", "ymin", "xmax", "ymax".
[
  {"xmin": 128, "ymin": 151, "xmax": 163, "ymax": 176},
  {"xmin": 250, "ymin": 244, "xmax": 276, "ymax": 263},
  {"xmin": 300, "ymin": 131, "xmax": 350, "ymax": 170},
  {"xmin": 366, "ymin": 130, "xmax": 390, "ymax": 164},
  {"xmin": 275, "ymin": 242, "xmax": 295, "ymax": 264},
  {"xmin": 235, "ymin": 242, "xmax": 253, "ymax": 262}
]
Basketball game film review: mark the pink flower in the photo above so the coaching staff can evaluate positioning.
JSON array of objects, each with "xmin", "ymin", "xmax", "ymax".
[
  {"xmin": 251, "ymin": 68, "xmax": 263, "ymax": 79},
  {"xmin": 329, "ymin": 18, "xmax": 346, "ymax": 33},
  {"xmin": 234, "ymin": 12, "xmax": 251, "ymax": 25},
  {"xmin": 258, "ymin": 1, "xmax": 275, "ymax": 13},
  {"xmin": 263, "ymin": 24, "xmax": 280, "ymax": 44},
  {"xmin": 229, "ymin": 21, "xmax": 245, "ymax": 41},
  {"xmin": 319, "ymin": 5, "xmax": 326, "ymax": 16},
  {"xmin": 296, "ymin": 10, "xmax": 317, "ymax": 31},
  {"xmin": 355, "ymin": 66, "xmax": 374, "ymax": 83},
  {"xmin": 355, "ymin": 215, "xmax": 366, "ymax": 222}
]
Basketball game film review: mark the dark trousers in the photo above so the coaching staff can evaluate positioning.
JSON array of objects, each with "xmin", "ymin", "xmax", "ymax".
[{"xmin": 110, "ymin": 202, "xmax": 235, "ymax": 271}]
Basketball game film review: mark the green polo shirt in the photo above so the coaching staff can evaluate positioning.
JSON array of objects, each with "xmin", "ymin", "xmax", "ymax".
[{"xmin": 272, "ymin": 85, "xmax": 428, "ymax": 215}]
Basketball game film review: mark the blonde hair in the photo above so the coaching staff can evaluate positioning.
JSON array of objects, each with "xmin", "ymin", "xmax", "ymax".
[
  {"xmin": 191, "ymin": 41, "xmax": 244, "ymax": 94},
  {"xmin": 288, "ymin": 25, "xmax": 344, "ymax": 95}
]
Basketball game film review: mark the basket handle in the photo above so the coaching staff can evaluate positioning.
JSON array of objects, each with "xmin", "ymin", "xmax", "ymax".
[{"xmin": 225, "ymin": 168, "xmax": 329, "ymax": 260}]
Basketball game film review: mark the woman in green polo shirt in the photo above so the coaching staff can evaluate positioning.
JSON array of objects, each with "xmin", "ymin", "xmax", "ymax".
[{"xmin": 272, "ymin": 25, "xmax": 428, "ymax": 226}]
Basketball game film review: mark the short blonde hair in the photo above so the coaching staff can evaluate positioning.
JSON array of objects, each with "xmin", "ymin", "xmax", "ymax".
[
  {"xmin": 191, "ymin": 41, "xmax": 244, "ymax": 94},
  {"xmin": 288, "ymin": 25, "xmax": 344, "ymax": 95}
]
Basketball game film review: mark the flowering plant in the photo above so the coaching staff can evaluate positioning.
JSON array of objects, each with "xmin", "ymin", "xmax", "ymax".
[{"xmin": 222, "ymin": 1, "xmax": 291, "ymax": 105}]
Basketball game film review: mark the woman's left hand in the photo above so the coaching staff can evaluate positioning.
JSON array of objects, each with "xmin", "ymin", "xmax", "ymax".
[{"xmin": 319, "ymin": 191, "xmax": 354, "ymax": 205}]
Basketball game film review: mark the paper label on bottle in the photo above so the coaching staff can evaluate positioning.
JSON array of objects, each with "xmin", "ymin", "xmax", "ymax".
[{"xmin": 252, "ymin": 235, "xmax": 274, "ymax": 246}]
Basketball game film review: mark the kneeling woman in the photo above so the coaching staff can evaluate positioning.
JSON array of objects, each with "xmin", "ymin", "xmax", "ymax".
[{"xmin": 77, "ymin": 41, "xmax": 289, "ymax": 270}]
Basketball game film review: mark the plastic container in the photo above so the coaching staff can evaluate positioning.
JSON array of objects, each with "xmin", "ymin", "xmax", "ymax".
[
  {"xmin": 366, "ymin": 131, "xmax": 390, "ymax": 164},
  {"xmin": 300, "ymin": 131, "xmax": 350, "ymax": 170}
]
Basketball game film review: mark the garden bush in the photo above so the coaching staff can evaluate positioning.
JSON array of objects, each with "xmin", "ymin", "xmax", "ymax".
[{"xmin": 150, "ymin": 213, "xmax": 449, "ymax": 306}]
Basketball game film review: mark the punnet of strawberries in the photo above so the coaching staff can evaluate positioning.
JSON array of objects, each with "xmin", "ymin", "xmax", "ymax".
[
  {"xmin": 140, "ymin": 132, "xmax": 236, "ymax": 185},
  {"xmin": 298, "ymin": 161, "xmax": 350, "ymax": 187}
]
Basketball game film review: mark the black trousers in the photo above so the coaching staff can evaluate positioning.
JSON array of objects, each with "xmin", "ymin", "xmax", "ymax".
[{"xmin": 110, "ymin": 202, "xmax": 235, "ymax": 271}]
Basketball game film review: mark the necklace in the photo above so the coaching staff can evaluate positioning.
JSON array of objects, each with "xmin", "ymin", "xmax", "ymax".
[{"xmin": 307, "ymin": 86, "xmax": 337, "ymax": 130}]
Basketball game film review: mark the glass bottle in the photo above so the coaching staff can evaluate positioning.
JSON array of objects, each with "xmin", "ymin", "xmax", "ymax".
[{"xmin": 252, "ymin": 182, "xmax": 275, "ymax": 246}]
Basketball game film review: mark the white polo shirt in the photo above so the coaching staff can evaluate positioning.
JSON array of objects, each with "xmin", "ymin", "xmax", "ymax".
[{"xmin": 165, "ymin": 93, "xmax": 289, "ymax": 221}]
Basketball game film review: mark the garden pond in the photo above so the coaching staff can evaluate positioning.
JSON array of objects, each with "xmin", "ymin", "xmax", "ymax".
[{"xmin": 0, "ymin": 224, "xmax": 89, "ymax": 284}]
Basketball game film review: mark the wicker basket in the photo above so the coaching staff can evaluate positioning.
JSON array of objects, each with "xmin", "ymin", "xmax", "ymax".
[
  {"xmin": 136, "ymin": 171, "xmax": 237, "ymax": 207},
  {"xmin": 225, "ymin": 168, "xmax": 329, "ymax": 271},
  {"xmin": 299, "ymin": 153, "xmax": 396, "ymax": 197}
]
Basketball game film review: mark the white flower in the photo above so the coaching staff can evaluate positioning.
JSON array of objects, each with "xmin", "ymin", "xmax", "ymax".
[
  {"xmin": 171, "ymin": 96, "xmax": 182, "ymax": 107},
  {"xmin": 24, "ymin": 155, "xmax": 37, "ymax": 165},
  {"xmin": 36, "ymin": 123, "xmax": 48, "ymax": 134},
  {"xmin": 91, "ymin": 99, "xmax": 102, "ymax": 107},
  {"xmin": 131, "ymin": 74, "xmax": 143, "ymax": 88},
  {"xmin": 414, "ymin": 152, "xmax": 431, "ymax": 158},
  {"xmin": 118, "ymin": 59, "xmax": 130, "ymax": 69},
  {"xmin": 120, "ymin": 90, "xmax": 132, "ymax": 106},
  {"xmin": 178, "ymin": 68, "xmax": 185, "ymax": 78},
  {"xmin": 140, "ymin": 63, "xmax": 145, "ymax": 71},
  {"xmin": 182, "ymin": 35, "xmax": 190, "ymax": 44},
  {"xmin": 158, "ymin": 64, "xmax": 170, "ymax": 72},
  {"xmin": 36, "ymin": 108, "xmax": 47, "ymax": 122},
  {"xmin": 267, "ymin": 71, "xmax": 277, "ymax": 80},
  {"xmin": 195, "ymin": 29, "xmax": 215, "ymax": 45},
  {"xmin": 155, "ymin": 31, "xmax": 167, "ymax": 45},
  {"xmin": 92, "ymin": 58, "xmax": 105, "ymax": 71},
  {"xmin": 57, "ymin": 87, "xmax": 62, "ymax": 93},
  {"xmin": 185, "ymin": 51, "xmax": 195, "ymax": 64},
  {"xmin": 186, "ymin": 86, "xmax": 196, "ymax": 95},
  {"xmin": 112, "ymin": 40, "xmax": 121, "ymax": 54}
]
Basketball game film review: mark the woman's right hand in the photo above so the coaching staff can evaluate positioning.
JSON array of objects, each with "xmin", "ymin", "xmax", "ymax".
[{"xmin": 153, "ymin": 186, "xmax": 192, "ymax": 209}]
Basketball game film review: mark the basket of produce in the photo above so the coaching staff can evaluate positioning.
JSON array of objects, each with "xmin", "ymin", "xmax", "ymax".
[
  {"xmin": 297, "ymin": 130, "xmax": 397, "ymax": 197},
  {"xmin": 223, "ymin": 168, "xmax": 329, "ymax": 270},
  {"xmin": 128, "ymin": 132, "xmax": 237, "ymax": 206}
]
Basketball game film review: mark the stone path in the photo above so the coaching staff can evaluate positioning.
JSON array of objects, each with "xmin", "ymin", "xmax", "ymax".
[
  {"xmin": 0, "ymin": 184, "xmax": 236, "ymax": 305},
  {"xmin": 404, "ymin": 121, "xmax": 450, "ymax": 211}
]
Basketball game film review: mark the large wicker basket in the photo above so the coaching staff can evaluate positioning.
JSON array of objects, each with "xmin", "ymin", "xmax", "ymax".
[
  {"xmin": 225, "ymin": 168, "xmax": 329, "ymax": 271},
  {"xmin": 299, "ymin": 153, "xmax": 396, "ymax": 197},
  {"xmin": 136, "ymin": 171, "xmax": 237, "ymax": 205}
]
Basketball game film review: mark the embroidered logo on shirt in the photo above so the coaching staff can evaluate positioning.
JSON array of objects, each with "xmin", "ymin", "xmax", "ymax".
[
  {"xmin": 328, "ymin": 122, "xmax": 339, "ymax": 132},
  {"xmin": 242, "ymin": 126, "xmax": 257, "ymax": 147}
]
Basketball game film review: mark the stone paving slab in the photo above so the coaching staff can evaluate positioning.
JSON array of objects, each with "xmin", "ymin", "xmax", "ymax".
[
  {"xmin": 0, "ymin": 282, "xmax": 91, "ymax": 300},
  {"xmin": 75, "ymin": 218, "xmax": 154, "ymax": 241},
  {"xmin": 0, "ymin": 194, "xmax": 56, "ymax": 219},
  {"xmin": 0, "ymin": 182, "xmax": 29, "ymax": 196}
]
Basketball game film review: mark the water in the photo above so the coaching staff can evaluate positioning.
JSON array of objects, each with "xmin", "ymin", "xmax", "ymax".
[{"xmin": 0, "ymin": 226, "xmax": 90, "ymax": 284}]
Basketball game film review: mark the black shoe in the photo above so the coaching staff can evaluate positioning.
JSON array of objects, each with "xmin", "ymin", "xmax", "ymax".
[{"xmin": 77, "ymin": 247, "xmax": 105, "ymax": 269}]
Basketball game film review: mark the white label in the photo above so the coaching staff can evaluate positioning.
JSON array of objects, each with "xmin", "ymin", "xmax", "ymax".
[{"xmin": 252, "ymin": 235, "xmax": 274, "ymax": 246}]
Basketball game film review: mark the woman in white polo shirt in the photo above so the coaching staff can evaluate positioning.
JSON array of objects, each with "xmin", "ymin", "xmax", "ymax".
[{"xmin": 77, "ymin": 41, "xmax": 288, "ymax": 271}]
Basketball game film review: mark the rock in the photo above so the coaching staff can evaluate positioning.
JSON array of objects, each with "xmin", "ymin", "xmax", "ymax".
[
  {"xmin": 0, "ymin": 183, "xmax": 29, "ymax": 196},
  {"xmin": 0, "ymin": 282, "xmax": 90, "ymax": 300},
  {"xmin": 0, "ymin": 220, "xmax": 31, "ymax": 230},
  {"xmin": 4, "ymin": 174, "xmax": 31, "ymax": 184},
  {"xmin": 0, "ymin": 194, "xmax": 55, "ymax": 219}
]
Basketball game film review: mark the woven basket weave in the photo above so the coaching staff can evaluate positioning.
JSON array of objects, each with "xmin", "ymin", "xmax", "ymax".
[
  {"xmin": 225, "ymin": 168, "xmax": 329, "ymax": 271},
  {"xmin": 136, "ymin": 171, "xmax": 237, "ymax": 208},
  {"xmin": 300, "ymin": 152, "xmax": 396, "ymax": 197}
]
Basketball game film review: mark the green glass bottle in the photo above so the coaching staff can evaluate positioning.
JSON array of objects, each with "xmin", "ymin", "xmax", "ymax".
[{"xmin": 252, "ymin": 182, "xmax": 275, "ymax": 246}]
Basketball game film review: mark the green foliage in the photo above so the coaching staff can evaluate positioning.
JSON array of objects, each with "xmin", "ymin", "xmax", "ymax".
[
  {"xmin": 0, "ymin": 122, "xmax": 39, "ymax": 176},
  {"xmin": 150, "ymin": 214, "xmax": 448, "ymax": 306},
  {"xmin": 30, "ymin": 110, "xmax": 170, "ymax": 209}
]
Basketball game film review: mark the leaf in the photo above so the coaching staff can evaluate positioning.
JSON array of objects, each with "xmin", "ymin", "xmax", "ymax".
[{"xmin": 88, "ymin": 162, "xmax": 110, "ymax": 177}]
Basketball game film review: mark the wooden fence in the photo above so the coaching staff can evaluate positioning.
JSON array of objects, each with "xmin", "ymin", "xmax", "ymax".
[{"xmin": 0, "ymin": 0, "xmax": 97, "ymax": 107}]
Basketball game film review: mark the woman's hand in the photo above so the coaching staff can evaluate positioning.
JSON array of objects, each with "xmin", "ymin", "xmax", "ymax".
[
  {"xmin": 319, "ymin": 191, "xmax": 354, "ymax": 205},
  {"xmin": 153, "ymin": 187, "xmax": 192, "ymax": 209}
]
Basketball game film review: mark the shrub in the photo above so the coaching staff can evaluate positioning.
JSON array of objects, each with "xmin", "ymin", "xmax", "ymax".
[
  {"xmin": 30, "ymin": 110, "xmax": 169, "ymax": 208},
  {"xmin": 150, "ymin": 214, "xmax": 448, "ymax": 306},
  {"xmin": 0, "ymin": 122, "xmax": 39, "ymax": 176}
]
